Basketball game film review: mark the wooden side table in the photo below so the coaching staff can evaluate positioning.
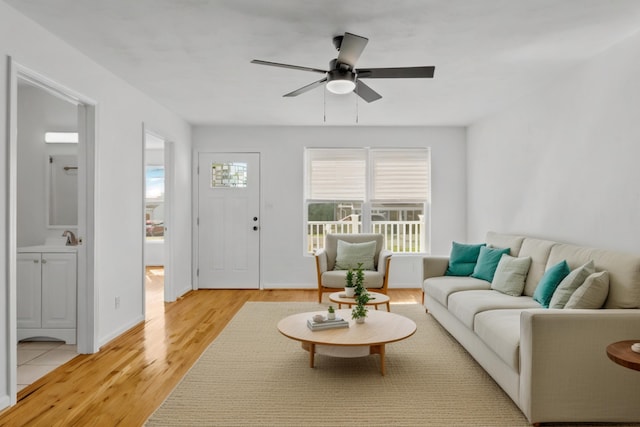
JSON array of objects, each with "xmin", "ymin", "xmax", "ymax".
[
  {"xmin": 606, "ymin": 340, "xmax": 640, "ymax": 371},
  {"xmin": 329, "ymin": 291, "xmax": 390, "ymax": 311}
]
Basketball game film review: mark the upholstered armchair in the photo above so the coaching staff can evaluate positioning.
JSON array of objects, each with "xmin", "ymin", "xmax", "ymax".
[{"xmin": 314, "ymin": 233, "xmax": 392, "ymax": 303}]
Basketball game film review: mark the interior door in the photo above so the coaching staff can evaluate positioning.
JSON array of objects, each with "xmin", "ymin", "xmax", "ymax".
[{"xmin": 198, "ymin": 153, "xmax": 260, "ymax": 289}]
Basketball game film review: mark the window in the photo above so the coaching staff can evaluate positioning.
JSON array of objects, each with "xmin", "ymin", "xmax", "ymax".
[
  {"xmin": 145, "ymin": 165, "xmax": 165, "ymax": 240},
  {"xmin": 211, "ymin": 162, "xmax": 248, "ymax": 188},
  {"xmin": 305, "ymin": 148, "xmax": 430, "ymax": 254}
]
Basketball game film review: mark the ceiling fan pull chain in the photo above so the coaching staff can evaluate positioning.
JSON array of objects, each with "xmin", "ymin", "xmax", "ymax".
[
  {"xmin": 323, "ymin": 86, "xmax": 326, "ymax": 123},
  {"xmin": 356, "ymin": 89, "xmax": 359, "ymax": 124}
]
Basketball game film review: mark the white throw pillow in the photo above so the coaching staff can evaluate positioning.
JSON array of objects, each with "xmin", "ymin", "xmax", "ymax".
[
  {"xmin": 334, "ymin": 240, "xmax": 376, "ymax": 271},
  {"xmin": 565, "ymin": 271, "xmax": 610, "ymax": 309},
  {"xmin": 549, "ymin": 260, "xmax": 595, "ymax": 309},
  {"xmin": 491, "ymin": 254, "xmax": 532, "ymax": 296}
]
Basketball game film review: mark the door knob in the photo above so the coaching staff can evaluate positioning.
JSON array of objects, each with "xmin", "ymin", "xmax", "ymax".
[
  {"xmin": 253, "ymin": 226, "xmax": 258, "ymax": 231},
  {"xmin": 253, "ymin": 217, "xmax": 258, "ymax": 221}
]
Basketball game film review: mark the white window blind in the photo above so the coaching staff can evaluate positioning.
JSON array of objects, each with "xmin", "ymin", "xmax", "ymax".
[
  {"xmin": 306, "ymin": 149, "xmax": 366, "ymax": 200},
  {"xmin": 371, "ymin": 149, "xmax": 430, "ymax": 201}
]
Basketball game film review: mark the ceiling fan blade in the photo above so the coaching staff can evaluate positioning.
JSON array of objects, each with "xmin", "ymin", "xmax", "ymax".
[
  {"xmin": 251, "ymin": 59, "xmax": 327, "ymax": 74},
  {"xmin": 357, "ymin": 66, "xmax": 435, "ymax": 79},
  {"xmin": 283, "ymin": 78, "xmax": 328, "ymax": 97},
  {"xmin": 355, "ymin": 80, "xmax": 382, "ymax": 103},
  {"xmin": 336, "ymin": 32, "xmax": 369, "ymax": 68}
]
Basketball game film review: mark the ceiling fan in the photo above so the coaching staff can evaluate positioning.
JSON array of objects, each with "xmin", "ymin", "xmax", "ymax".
[{"xmin": 251, "ymin": 32, "xmax": 435, "ymax": 103}]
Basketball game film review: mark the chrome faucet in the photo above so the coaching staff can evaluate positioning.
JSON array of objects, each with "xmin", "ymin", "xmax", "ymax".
[{"xmin": 62, "ymin": 230, "xmax": 78, "ymax": 246}]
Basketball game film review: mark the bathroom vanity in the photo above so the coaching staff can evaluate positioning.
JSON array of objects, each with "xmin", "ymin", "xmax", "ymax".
[{"xmin": 17, "ymin": 245, "xmax": 77, "ymax": 344}]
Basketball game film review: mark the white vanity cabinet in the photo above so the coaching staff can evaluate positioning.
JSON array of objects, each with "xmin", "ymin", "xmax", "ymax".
[{"xmin": 17, "ymin": 247, "xmax": 77, "ymax": 344}]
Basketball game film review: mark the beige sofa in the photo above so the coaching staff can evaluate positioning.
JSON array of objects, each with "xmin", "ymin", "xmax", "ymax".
[{"xmin": 422, "ymin": 231, "xmax": 640, "ymax": 425}]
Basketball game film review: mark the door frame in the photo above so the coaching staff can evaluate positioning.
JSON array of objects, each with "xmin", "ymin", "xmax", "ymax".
[
  {"xmin": 141, "ymin": 127, "xmax": 175, "ymax": 304},
  {"xmin": 194, "ymin": 151, "xmax": 261, "ymax": 289},
  {"xmin": 7, "ymin": 58, "xmax": 97, "ymax": 404}
]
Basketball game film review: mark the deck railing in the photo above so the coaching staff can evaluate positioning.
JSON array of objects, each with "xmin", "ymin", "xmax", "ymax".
[{"xmin": 307, "ymin": 221, "xmax": 424, "ymax": 253}]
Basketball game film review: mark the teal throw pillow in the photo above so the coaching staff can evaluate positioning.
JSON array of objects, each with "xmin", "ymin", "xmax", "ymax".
[
  {"xmin": 445, "ymin": 242, "xmax": 486, "ymax": 276},
  {"xmin": 471, "ymin": 246, "xmax": 511, "ymax": 282},
  {"xmin": 491, "ymin": 254, "xmax": 532, "ymax": 296},
  {"xmin": 549, "ymin": 260, "xmax": 595, "ymax": 309},
  {"xmin": 334, "ymin": 240, "xmax": 376, "ymax": 271},
  {"xmin": 533, "ymin": 260, "xmax": 570, "ymax": 308}
]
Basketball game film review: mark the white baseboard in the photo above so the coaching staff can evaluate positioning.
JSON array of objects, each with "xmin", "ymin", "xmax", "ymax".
[
  {"xmin": 98, "ymin": 315, "xmax": 144, "ymax": 349},
  {"xmin": 0, "ymin": 394, "xmax": 10, "ymax": 411}
]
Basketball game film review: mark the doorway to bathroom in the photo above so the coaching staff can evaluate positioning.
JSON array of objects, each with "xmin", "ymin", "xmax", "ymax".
[{"xmin": 8, "ymin": 59, "xmax": 97, "ymax": 405}]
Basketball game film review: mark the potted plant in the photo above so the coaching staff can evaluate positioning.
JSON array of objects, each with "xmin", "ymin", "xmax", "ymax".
[
  {"xmin": 327, "ymin": 305, "xmax": 336, "ymax": 320},
  {"xmin": 345, "ymin": 269, "xmax": 356, "ymax": 297},
  {"xmin": 351, "ymin": 263, "xmax": 370, "ymax": 323}
]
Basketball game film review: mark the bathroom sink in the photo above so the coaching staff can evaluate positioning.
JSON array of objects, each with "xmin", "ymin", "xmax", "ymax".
[{"xmin": 18, "ymin": 245, "xmax": 77, "ymax": 253}]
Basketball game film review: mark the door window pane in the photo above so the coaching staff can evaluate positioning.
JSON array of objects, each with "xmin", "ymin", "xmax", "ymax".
[{"xmin": 211, "ymin": 162, "xmax": 247, "ymax": 188}]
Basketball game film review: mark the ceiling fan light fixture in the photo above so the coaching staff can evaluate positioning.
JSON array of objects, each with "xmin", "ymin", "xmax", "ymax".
[{"xmin": 326, "ymin": 69, "xmax": 356, "ymax": 94}]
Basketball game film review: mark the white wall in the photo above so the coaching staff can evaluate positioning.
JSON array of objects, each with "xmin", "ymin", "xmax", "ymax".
[
  {"xmin": 193, "ymin": 126, "xmax": 467, "ymax": 289},
  {"xmin": 467, "ymin": 30, "xmax": 640, "ymax": 254},
  {"xmin": 0, "ymin": 2, "xmax": 192, "ymax": 408},
  {"xmin": 17, "ymin": 84, "xmax": 77, "ymax": 247}
]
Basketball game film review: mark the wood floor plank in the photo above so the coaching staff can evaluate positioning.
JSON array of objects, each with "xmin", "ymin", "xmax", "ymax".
[{"xmin": 1, "ymin": 268, "xmax": 422, "ymax": 426}]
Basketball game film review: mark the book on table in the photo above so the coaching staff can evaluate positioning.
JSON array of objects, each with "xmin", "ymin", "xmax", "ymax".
[{"xmin": 307, "ymin": 317, "xmax": 349, "ymax": 331}]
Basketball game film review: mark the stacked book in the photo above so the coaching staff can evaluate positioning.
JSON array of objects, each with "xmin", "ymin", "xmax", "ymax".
[{"xmin": 307, "ymin": 316, "xmax": 349, "ymax": 331}]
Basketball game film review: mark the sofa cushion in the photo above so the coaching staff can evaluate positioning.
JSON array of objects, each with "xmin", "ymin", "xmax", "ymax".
[
  {"xmin": 334, "ymin": 240, "xmax": 376, "ymax": 270},
  {"xmin": 472, "ymin": 246, "xmax": 511, "ymax": 282},
  {"xmin": 448, "ymin": 290, "xmax": 541, "ymax": 329},
  {"xmin": 486, "ymin": 231, "xmax": 525, "ymax": 256},
  {"xmin": 533, "ymin": 260, "xmax": 570, "ymax": 308},
  {"xmin": 423, "ymin": 276, "xmax": 491, "ymax": 307},
  {"xmin": 547, "ymin": 243, "xmax": 640, "ymax": 309},
  {"xmin": 549, "ymin": 260, "xmax": 595, "ymax": 309},
  {"xmin": 445, "ymin": 242, "xmax": 486, "ymax": 276},
  {"xmin": 491, "ymin": 255, "xmax": 532, "ymax": 296},
  {"xmin": 565, "ymin": 271, "xmax": 610, "ymax": 309},
  {"xmin": 518, "ymin": 238, "xmax": 556, "ymax": 297},
  {"xmin": 474, "ymin": 309, "xmax": 524, "ymax": 372},
  {"xmin": 321, "ymin": 270, "xmax": 384, "ymax": 288}
]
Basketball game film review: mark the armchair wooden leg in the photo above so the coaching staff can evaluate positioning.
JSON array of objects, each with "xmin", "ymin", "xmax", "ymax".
[{"xmin": 318, "ymin": 289, "xmax": 323, "ymax": 303}]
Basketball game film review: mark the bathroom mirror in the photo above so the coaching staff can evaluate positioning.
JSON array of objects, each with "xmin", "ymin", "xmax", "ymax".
[{"xmin": 47, "ymin": 154, "xmax": 78, "ymax": 227}]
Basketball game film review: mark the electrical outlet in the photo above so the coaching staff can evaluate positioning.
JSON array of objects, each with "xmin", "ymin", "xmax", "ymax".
[{"xmin": 115, "ymin": 296, "xmax": 121, "ymax": 309}]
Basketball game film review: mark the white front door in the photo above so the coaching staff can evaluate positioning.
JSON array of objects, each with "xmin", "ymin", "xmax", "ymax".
[{"xmin": 198, "ymin": 153, "xmax": 260, "ymax": 289}]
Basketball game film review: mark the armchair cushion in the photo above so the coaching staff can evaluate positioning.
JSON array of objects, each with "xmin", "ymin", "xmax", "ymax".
[
  {"xmin": 322, "ymin": 270, "xmax": 385, "ymax": 288},
  {"xmin": 334, "ymin": 240, "xmax": 377, "ymax": 270}
]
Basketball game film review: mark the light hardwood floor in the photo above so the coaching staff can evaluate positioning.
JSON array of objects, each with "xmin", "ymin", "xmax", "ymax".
[{"xmin": 0, "ymin": 267, "xmax": 422, "ymax": 426}]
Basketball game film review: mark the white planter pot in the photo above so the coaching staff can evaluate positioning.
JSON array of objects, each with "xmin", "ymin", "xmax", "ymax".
[
  {"xmin": 327, "ymin": 312, "xmax": 336, "ymax": 320},
  {"xmin": 344, "ymin": 287, "xmax": 355, "ymax": 297}
]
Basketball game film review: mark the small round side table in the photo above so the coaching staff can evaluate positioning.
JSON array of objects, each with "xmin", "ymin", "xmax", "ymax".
[
  {"xmin": 329, "ymin": 291, "xmax": 390, "ymax": 311},
  {"xmin": 606, "ymin": 340, "xmax": 640, "ymax": 371}
]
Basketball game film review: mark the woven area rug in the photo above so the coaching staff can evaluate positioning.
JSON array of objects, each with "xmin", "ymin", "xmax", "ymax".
[{"xmin": 145, "ymin": 302, "xmax": 557, "ymax": 426}]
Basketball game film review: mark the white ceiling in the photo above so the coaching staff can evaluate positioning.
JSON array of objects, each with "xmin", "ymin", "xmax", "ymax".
[{"xmin": 5, "ymin": 0, "xmax": 640, "ymax": 126}]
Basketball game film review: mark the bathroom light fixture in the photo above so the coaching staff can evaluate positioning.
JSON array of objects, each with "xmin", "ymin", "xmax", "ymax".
[
  {"xmin": 45, "ymin": 132, "xmax": 78, "ymax": 144},
  {"xmin": 326, "ymin": 69, "xmax": 356, "ymax": 94}
]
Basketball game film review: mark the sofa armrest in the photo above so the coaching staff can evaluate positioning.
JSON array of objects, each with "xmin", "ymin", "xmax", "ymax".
[
  {"xmin": 314, "ymin": 248, "xmax": 328, "ymax": 274},
  {"xmin": 378, "ymin": 250, "xmax": 392, "ymax": 276},
  {"xmin": 519, "ymin": 309, "xmax": 640, "ymax": 424},
  {"xmin": 423, "ymin": 256, "xmax": 449, "ymax": 280}
]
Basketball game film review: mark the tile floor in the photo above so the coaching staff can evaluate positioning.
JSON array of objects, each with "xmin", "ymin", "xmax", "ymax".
[{"xmin": 17, "ymin": 341, "xmax": 78, "ymax": 392}]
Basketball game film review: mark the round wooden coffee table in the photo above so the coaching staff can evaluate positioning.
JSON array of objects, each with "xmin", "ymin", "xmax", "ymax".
[
  {"xmin": 329, "ymin": 291, "xmax": 390, "ymax": 311},
  {"xmin": 607, "ymin": 340, "xmax": 640, "ymax": 371},
  {"xmin": 277, "ymin": 309, "xmax": 416, "ymax": 375}
]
